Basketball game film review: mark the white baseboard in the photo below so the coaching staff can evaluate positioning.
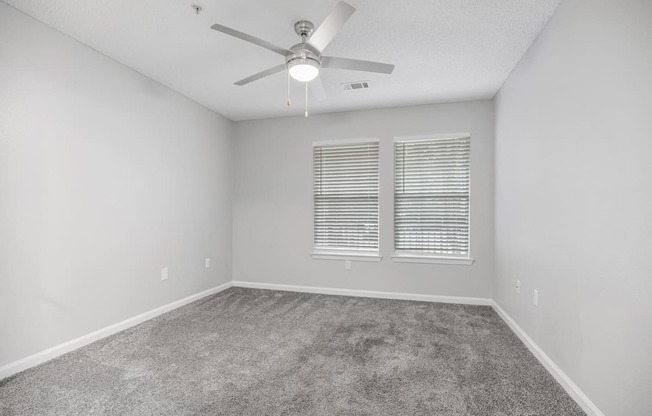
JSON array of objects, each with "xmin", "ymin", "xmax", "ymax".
[
  {"xmin": 491, "ymin": 301, "xmax": 605, "ymax": 416},
  {"xmin": 0, "ymin": 281, "xmax": 233, "ymax": 381},
  {"xmin": 232, "ymin": 281, "xmax": 492, "ymax": 306}
]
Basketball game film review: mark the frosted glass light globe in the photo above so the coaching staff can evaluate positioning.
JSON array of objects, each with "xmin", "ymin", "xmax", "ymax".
[{"xmin": 288, "ymin": 58, "xmax": 320, "ymax": 82}]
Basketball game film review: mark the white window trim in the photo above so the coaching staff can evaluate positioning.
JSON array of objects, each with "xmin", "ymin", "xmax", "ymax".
[
  {"xmin": 393, "ymin": 133, "xmax": 473, "ymax": 263},
  {"xmin": 311, "ymin": 250, "xmax": 383, "ymax": 262},
  {"xmin": 394, "ymin": 132, "xmax": 471, "ymax": 143},
  {"xmin": 312, "ymin": 137, "xmax": 380, "ymax": 147},
  {"xmin": 392, "ymin": 253, "xmax": 475, "ymax": 266},
  {"xmin": 312, "ymin": 138, "xmax": 381, "ymax": 257}
]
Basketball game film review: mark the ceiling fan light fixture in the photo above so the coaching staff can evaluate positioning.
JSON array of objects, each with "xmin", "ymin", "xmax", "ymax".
[{"xmin": 288, "ymin": 58, "xmax": 320, "ymax": 82}]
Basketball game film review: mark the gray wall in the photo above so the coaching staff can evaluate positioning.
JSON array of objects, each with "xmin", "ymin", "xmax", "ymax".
[
  {"xmin": 494, "ymin": 0, "xmax": 652, "ymax": 414},
  {"xmin": 233, "ymin": 101, "xmax": 494, "ymax": 298},
  {"xmin": 0, "ymin": 4, "xmax": 233, "ymax": 367}
]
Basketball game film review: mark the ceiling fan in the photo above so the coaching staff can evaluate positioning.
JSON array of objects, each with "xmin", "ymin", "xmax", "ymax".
[{"xmin": 210, "ymin": 1, "xmax": 395, "ymax": 89}]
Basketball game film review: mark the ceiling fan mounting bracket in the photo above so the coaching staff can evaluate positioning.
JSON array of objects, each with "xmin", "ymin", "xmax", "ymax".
[{"xmin": 294, "ymin": 20, "xmax": 314, "ymax": 39}]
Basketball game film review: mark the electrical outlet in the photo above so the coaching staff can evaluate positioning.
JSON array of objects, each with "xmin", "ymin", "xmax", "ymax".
[
  {"xmin": 344, "ymin": 260, "xmax": 352, "ymax": 270},
  {"xmin": 516, "ymin": 280, "xmax": 521, "ymax": 293},
  {"xmin": 533, "ymin": 289, "xmax": 539, "ymax": 307},
  {"xmin": 161, "ymin": 267, "xmax": 169, "ymax": 281},
  {"xmin": 205, "ymin": 258, "xmax": 211, "ymax": 269}
]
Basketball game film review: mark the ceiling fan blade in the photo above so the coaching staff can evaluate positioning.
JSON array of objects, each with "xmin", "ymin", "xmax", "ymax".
[
  {"xmin": 234, "ymin": 64, "xmax": 287, "ymax": 86},
  {"xmin": 307, "ymin": 2, "xmax": 356, "ymax": 53},
  {"xmin": 322, "ymin": 56, "xmax": 395, "ymax": 74},
  {"xmin": 309, "ymin": 77, "xmax": 327, "ymax": 101},
  {"xmin": 211, "ymin": 24, "xmax": 292, "ymax": 56}
]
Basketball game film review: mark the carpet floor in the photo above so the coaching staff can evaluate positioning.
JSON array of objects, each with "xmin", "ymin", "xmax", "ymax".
[{"xmin": 0, "ymin": 287, "xmax": 585, "ymax": 415}]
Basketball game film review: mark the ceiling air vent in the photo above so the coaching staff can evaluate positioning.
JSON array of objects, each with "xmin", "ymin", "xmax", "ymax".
[{"xmin": 343, "ymin": 81, "xmax": 370, "ymax": 91}]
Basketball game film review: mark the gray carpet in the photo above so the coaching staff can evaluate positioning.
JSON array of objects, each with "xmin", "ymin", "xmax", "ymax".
[{"xmin": 0, "ymin": 287, "xmax": 585, "ymax": 415}]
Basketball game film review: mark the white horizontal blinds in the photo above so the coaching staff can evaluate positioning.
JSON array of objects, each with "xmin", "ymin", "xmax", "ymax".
[
  {"xmin": 394, "ymin": 137, "xmax": 471, "ymax": 257},
  {"xmin": 314, "ymin": 141, "xmax": 379, "ymax": 251}
]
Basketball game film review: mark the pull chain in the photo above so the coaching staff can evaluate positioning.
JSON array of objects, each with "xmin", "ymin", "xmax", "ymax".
[
  {"xmin": 304, "ymin": 82, "xmax": 308, "ymax": 118},
  {"xmin": 287, "ymin": 72, "xmax": 291, "ymax": 107}
]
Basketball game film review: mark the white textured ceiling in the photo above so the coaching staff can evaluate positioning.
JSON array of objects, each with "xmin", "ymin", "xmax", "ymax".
[{"xmin": 4, "ymin": 0, "xmax": 560, "ymax": 121}]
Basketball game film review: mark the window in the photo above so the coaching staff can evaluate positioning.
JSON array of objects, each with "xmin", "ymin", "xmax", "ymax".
[
  {"xmin": 312, "ymin": 140, "xmax": 380, "ymax": 260},
  {"xmin": 394, "ymin": 135, "xmax": 472, "ymax": 263}
]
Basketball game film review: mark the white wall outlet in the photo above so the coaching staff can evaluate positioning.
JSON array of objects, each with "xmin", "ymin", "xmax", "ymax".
[
  {"xmin": 533, "ymin": 289, "xmax": 539, "ymax": 307},
  {"xmin": 161, "ymin": 267, "xmax": 169, "ymax": 281},
  {"xmin": 516, "ymin": 279, "xmax": 521, "ymax": 293},
  {"xmin": 205, "ymin": 258, "xmax": 211, "ymax": 269},
  {"xmin": 344, "ymin": 260, "xmax": 352, "ymax": 270}
]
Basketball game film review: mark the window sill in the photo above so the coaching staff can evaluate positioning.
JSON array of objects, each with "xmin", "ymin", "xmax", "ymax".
[
  {"xmin": 311, "ymin": 252, "xmax": 383, "ymax": 262},
  {"xmin": 391, "ymin": 255, "xmax": 475, "ymax": 265}
]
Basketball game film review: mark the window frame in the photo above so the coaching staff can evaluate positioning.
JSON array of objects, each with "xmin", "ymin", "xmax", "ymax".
[
  {"xmin": 311, "ymin": 138, "xmax": 382, "ymax": 262},
  {"xmin": 392, "ymin": 133, "xmax": 474, "ymax": 266}
]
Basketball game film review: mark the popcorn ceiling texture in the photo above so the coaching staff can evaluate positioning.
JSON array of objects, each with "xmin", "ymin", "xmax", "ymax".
[
  {"xmin": 0, "ymin": 287, "xmax": 584, "ymax": 415},
  {"xmin": 3, "ymin": 0, "xmax": 561, "ymax": 120}
]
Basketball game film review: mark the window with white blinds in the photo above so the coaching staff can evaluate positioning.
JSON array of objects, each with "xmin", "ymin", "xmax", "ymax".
[
  {"xmin": 313, "ymin": 140, "xmax": 379, "ymax": 253},
  {"xmin": 394, "ymin": 136, "xmax": 471, "ymax": 258}
]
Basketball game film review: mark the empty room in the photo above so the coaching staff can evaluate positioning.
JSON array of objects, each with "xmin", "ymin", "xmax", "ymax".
[{"xmin": 1, "ymin": 0, "xmax": 650, "ymax": 415}]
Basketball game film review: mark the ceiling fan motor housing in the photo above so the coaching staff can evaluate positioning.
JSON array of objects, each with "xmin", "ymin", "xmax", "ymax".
[{"xmin": 286, "ymin": 43, "xmax": 321, "ymax": 64}]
